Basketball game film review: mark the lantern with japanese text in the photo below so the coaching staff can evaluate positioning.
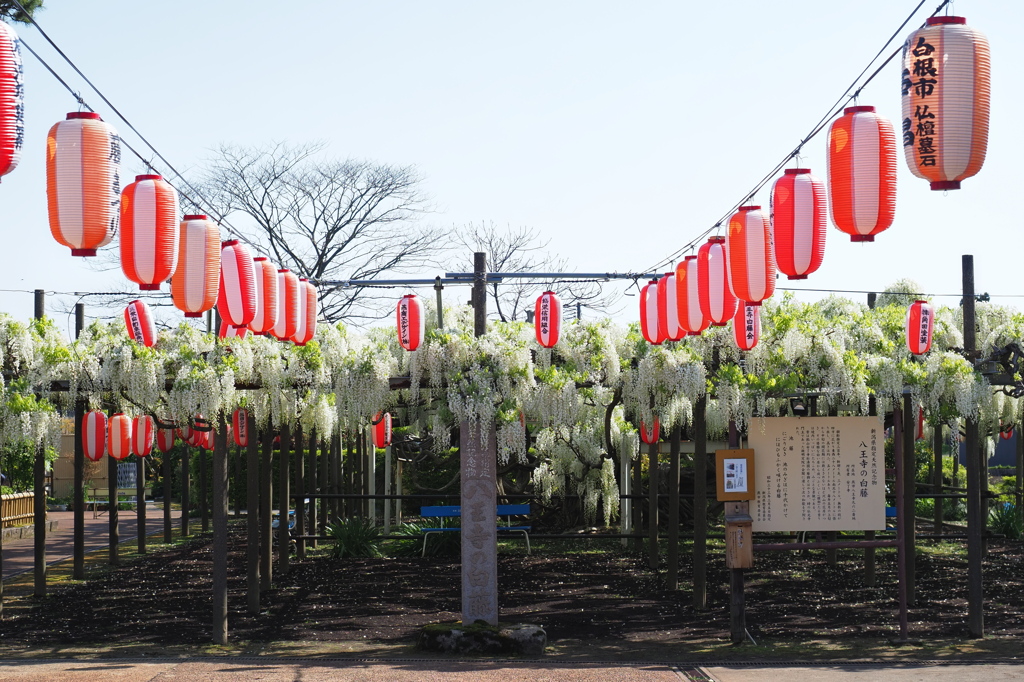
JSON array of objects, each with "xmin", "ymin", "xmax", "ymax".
[
  {"xmin": 120, "ymin": 174, "xmax": 179, "ymax": 290},
  {"xmin": 218, "ymin": 318, "xmax": 247, "ymax": 339},
  {"xmin": 272, "ymin": 269, "xmax": 300, "ymax": 341},
  {"xmin": 107, "ymin": 413, "xmax": 131, "ymax": 460},
  {"xmin": 46, "ymin": 112, "xmax": 120, "ymax": 256},
  {"xmin": 828, "ymin": 106, "xmax": 897, "ymax": 242},
  {"xmin": 291, "ymin": 278, "xmax": 317, "ymax": 346},
  {"xmin": 83, "ymin": 410, "xmax": 107, "ymax": 461},
  {"xmin": 697, "ymin": 236, "xmax": 737, "ymax": 326},
  {"xmin": 396, "ymin": 294, "xmax": 425, "ymax": 351},
  {"xmin": 901, "ymin": 17, "xmax": 990, "ymax": 190},
  {"xmin": 639, "ymin": 279, "xmax": 664, "ymax": 345},
  {"xmin": 124, "ymin": 299, "xmax": 156, "ymax": 347},
  {"xmin": 373, "ymin": 412, "xmax": 393, "ymax": 448},
  {"xmin": 640, "ymin": 418, "xmax": 660, "ymax": 445},
  {"xmin": 734, "ymin": 300, "xmax": 760, "ymax": 351},
  {"xmin": 156, "ymin": 426, "xmax": 175, "ymax": 453},
  {"xmin": 248, "ymin": 256, "xmax": 278, "ymax": 335},
  {"xmin": 535, "ymin": 291, "xmax": 562, "ymax": 347},
  {"xmin": 726, "ymin": 205, "xmax": 776, "ymax": 305},
  {"xmin": 217, "ymin": 239, "xmax": 256, "ymax": 327},
  {"xmin": 656, "ymin": 273, "xmax": 684, "ymax": 341},
  {"xmin": 681, "ymin": 256, "xmax": 709, "ymax": 335},
  {"xmin": 132, "ymin": 415, "xmax": 154, "ymax": 457},
  {"xmin": 171, "ymin": 215, "xmax": 220, "ymax": 317},
  {"xmin": 905, "ymin": 299, "xmax": 934, "ymax": 355},
  {"xmin": 232, "ymin": 409, "xmax": 249, "ymax": 447},
  {"xmin": 772, "ymin": 169, "xmax": 826, "ymax": 279},
  {"xmin": 0, "ymin": 22, "xmax": 23, "ymax": 180}
]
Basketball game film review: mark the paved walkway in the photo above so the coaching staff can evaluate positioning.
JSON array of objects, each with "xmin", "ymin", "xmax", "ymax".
[{"xmin": 2, "ymin": 504, "xmax": 182, "ymax": 580}]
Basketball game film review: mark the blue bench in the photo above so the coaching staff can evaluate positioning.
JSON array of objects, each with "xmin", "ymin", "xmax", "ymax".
[{"xmin": 420, "ymin": 504, "xmax": 531, "ymax": 557}]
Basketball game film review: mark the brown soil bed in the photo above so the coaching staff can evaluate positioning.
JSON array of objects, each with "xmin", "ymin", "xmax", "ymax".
[{"xmin": 1, "ymin": 526, "xmax": 1022, "ymax": 648}]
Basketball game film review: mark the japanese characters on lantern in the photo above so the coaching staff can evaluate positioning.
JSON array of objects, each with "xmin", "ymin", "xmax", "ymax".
[
  {"xmin": 726, "ymin": 205, "xmax": 776, "ymax": 305},
  {"xmin": 901, "ymin": 16, "xmax": 990, "ymax": 190},
  {"xmin": 373, "ymin": 412, "xmax": 393, "ymax": 449},
  {"xmin": 905, "ymin": 299, "xmax": 934, "ymax": 355},
  {"xmin": 734, "ymin": 300, "xmax": 760, "ymax": 351},
  {"xmin": 697, "ymin": 236, "xmax": 737, "ymax": 325},
  {"xmin": 232, "ymin": 409, "xmax": 249, "ymax": 447},
  {"xmin": 120, "ymin": 174, "xmax": 179, "ymax": 290},
  {"xmin": 535, "ymin": 291, "xmax": 562, "ymax": 348},
  {"xmin": 0, "ymin": 21, "xmax": 23, "ymax": 180},
  {"xmin": 828, "ymin": 106, "xmax": 897, "ymax": 242},
  {"xmin": 396, "ymin": 294, "xmax": 425, "ymax": 351},
  {"xmin": 171, "ymin": 215, "xmax": 220, "ymax": 318},
  {"xmin": 124, "ymin": 299, "xmax": 156, "ymax": 347},
  {"xmin": 771, "ymin": 169, "xmax": 826, "ymax": 279}
]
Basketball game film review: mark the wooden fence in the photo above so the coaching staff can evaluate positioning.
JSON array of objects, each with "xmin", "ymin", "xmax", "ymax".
[{"xmin": 1, "ymin": 491, "xmax": 34, "ymax": 528}]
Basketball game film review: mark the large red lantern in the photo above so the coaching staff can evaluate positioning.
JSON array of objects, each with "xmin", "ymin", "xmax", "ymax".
[
  {"xmin": 905, "ymin": 299, "xmax": 934, "ymax": 355},
  {"xmin": 83, "ymin": 410, "xmax": 107, "ymax": 462},
  {"xmin": 248, "ymin": 256, "xmax": 278, "ymax": 335},
  {"xmin": 120, "ymin": 174, "xmax": 179, "ymax": 290},
  {"xmin": 373, "ymin": 412, "xmax": 393, "ymax": 448},
  {"xmin": 107, "ymin": 413, "xmax": 132, "ymax": 460},
  {"xmin": 640, "ymin": 418, "xmax": 660, "ymax": 445},
  {"xmin": 697, "ymin": 236, "xmax": 737, "ymax": 326},
  {"xmin": 272, "ymin": 269, "xmax": 300, "ymax": 341},
  {"xmin": 132, "ymin": 415, "xmax": 154, "ymax": 457},
  {"xmin": 677, "ymin": 256, "xmax": 708, "ymax": 335},
  {"xmin": 901, "ymin": 17, "xmax": 990, "ymax": 190},
  {"xmin": 157, "ymin": 426, "xmax": 176, "ymax": 453},
  {"xmin": 0, "ymin": 22, "xmax": 23, "ymax": 180},
  {"xmin": 292, "ymin": 278, "xmax": 317, "ymax": 346},
  {"xmin": 217, "ymin": 239, "xmax": 256, "ymax": 328},
  {"xmin": 46, "ymin": 113, "xmax": 120, "ymax": 256},
  {"xmin": 396, "ymin": 294, "xmax": 425, "ymax": 351},
  {"xmin": 772, "ymin": 169, "xmax": 826, "ymax": 280},
  {"xmin": 656, "ymin": 273, "xmax": 683, "ymax": 341},
  {"xmin": 232, "ymin": 408, "xmax": 249, "ymax": 447},
  {"xmin": 124, "ymin": 299, "xmax": 157, "ymax": 347},
  {"xmin": 171, "ymin": 215, "xmax": 220, "ymax": 317},
  {"xmin": 726, "ymin": 205, "xmax": 776, "ymax": 305},
  {"xmin": 828, "ymin": 106, "xmax": 897, "ymax": 242},
  {"xmin": 535, "ymin": 291, "xmax": 562, "ymax": 348},
  {"xmin": 639, "ymin": 279, "xmax": 664, "ymax": 345},
  {"xmin": 734, "ymin": 300, "xmax": 760, "ymax": 351}
]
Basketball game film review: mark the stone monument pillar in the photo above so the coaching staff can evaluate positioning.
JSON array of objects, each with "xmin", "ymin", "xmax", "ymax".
[{"xmin": 460, "ymin": 422, "xmax": 498, "ymax": 625}]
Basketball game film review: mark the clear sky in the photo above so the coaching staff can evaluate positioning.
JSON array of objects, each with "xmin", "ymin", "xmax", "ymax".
[{"xmin": 1, "ymin": 0, "xmax": 1019, "ymax": 337}]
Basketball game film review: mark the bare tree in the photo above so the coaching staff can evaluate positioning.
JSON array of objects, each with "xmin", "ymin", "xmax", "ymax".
[
  {"xmin": 454, "ymin": 222, "xmax": 621, "ymax": 323},
  {"xmin": 195, "ymin": 142, "xmax": 444, "ymax": 322}
]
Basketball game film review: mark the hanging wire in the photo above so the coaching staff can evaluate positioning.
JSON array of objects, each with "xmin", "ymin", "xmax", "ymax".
[{"xmin": 645, "ymin": 0, "xmax": 951, "ymax": 274}]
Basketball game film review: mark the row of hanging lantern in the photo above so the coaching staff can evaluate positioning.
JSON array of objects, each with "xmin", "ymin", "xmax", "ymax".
[{"xmin": 82, "ymin": 408, "xmax": 252, "ymax": 460}]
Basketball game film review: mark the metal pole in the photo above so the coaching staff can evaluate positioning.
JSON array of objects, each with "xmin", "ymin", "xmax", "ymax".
[
  {"xmin": 434, "ymin": 276, "xmax": 444, "ymax": 328},
  {"xmin": 247, "ymin": 416, "xmax": 261, "ymax": 613},
  {"xmin": 903, "ymin": 393, "xmax": 916, "ymax": 605},
  {"xmin": 73, "ymin": 399, "xmax": 86, "ymax": 578},
  {"xmin": 473, "ymin": 251, "xmax": 487, "ymax": 337},
  {"xmin": 259, "ymin": 427, "xmax": 273, "ymax": 591},
  {"xmin": 136, "ymin": 456, "xmax": 146, "ymax": 554},
  {"xmin": 667, "ymin": 425, "xmax": 681, "ymax": 590},
  {"xmin": 963, "ymin": 254, "xmax": 984, "ymax": 638},
  {"xmin": 693, "ymin": 394, "xmax": 708, "ymax": 610},
  {"xmin": 278, "ymin": 423, "xmax": 291, "ymax": 575},
  {"xmin": 212, "ymin": 413, "xmax": 228, "ymax": 645}
]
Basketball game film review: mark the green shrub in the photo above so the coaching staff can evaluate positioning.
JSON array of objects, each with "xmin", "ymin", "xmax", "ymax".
[
  {"xmin": 326, "ymin": 517, "xmax": 383, "ymax": 558},
  {"xmin": 989, "ymin": 503, "xmax": 1023, "ymax": 540}
]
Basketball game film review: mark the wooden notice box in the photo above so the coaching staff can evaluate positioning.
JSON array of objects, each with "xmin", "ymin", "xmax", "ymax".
[
  {"xmin": 716, "ymin": 449, "xmax": 755, "ymax": 502},
  {"xmin": 725, "ymin": 514, "xmax": 754, "ymax": 569}
]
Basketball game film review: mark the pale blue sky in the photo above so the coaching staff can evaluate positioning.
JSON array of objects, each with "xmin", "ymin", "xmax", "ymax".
[{"xmin": 1, "ymin": 0, "xmax": 1019, "ymax": 333}]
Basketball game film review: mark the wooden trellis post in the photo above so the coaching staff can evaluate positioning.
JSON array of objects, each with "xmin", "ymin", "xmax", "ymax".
[
  {"xmin": 692, "ymin": 393, "xmax": 708, "ymax": 610},
  {"xmin": 246, "ymin": 415, "xmax": 261, "ymax": 613},
  {"xmin": 212, "ymin": 413, "xmax": 229, "ymax": 645}
]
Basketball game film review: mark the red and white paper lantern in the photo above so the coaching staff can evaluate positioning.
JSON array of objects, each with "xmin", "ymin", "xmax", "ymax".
[
  {"xmin": 217, "ymin": 239, "xmax": 256, "ymax": 328},
  {"xmin": 697, "ymin": 236, "xmax": 737, "ymax": 326},
  {"xmin": 640, "ymin": 418, "xmax": 660, "ymax": 445},
  {"xmin": 272, "ymin": 269, "xmax": 300, "ymax": 341},
  {"xmin": 132, "ymin": 415, "xmax": 154, "ymax": 457},
  {"xmin": 771, "ymin": 169, "xmax": 827, "ymax": 280},
  {"xmin": 171, "ymin": 215, "xmax": 220, "ymax": 318},
  {"xmin": 734, "ymin": 300, "xmax": 760, "ymax": 351},
  {"xmin": 248, "ymin": 256, "xmax": 278, "ymax": 335},
  {"xmin": 828, "ymin": 106, "xmax": 897, "ymax": 242},
  {"xmin": 107, "ymin": 413, "xmax": 132, "ymax": 460},
  {"xmin": 232, "ymin": 409, "xmax": 249, "ymax": 448},
  {"xmin": 396, "ymin": 294, "xmax": 425, "ymax": 351},
  {"xmin": 680, "ymin": 255, "xmax": 708, "ymax": 336},
  {"xmin": 639, "ymin": 279, "xmax": 664, "ymax": 345},
  {"xmin": 218, "ymin": 318, "xmax": 247, "ymax": 339},
  {"xmin": 535, "ymin": 291, "xmax": 562, "ymax": 348},
  {"xmin": 0, "ymin": 22, "xmax": 23, "ymax": 180},
  {"xmin": 373, "ymin": 412, "xmax": 393, "ymax": 449},
  {"xmin": 726, "ymin": 205, "xmax": 776, "ymax": 305},
  {"xmin": 124, "ymin": 299, "xmax": 157, "ymax": 347},
  {"xmin": 157, "ymin": 426, "xmax": 176, "ymax": 453},
  {"xmin": 120, "ymin": 174, "xmax": 179, "ymax": 290},
  {"xmin": 83, "ymin": 410, "xmax": 107, "ymax": 462},
  {"xmin": 905, "ymin": 299, "xmax": 934, "ymax": 355},
  {"xmin": 655, "ymin": 274, "xmax": 683, "ymax": 341},
  {"xmin": 291, "ymin": 278, "xmax": 317, "ymax": 346},
  {"xmin": 201, "ymin": 428, "xmax": 214, "ymax": 450}
]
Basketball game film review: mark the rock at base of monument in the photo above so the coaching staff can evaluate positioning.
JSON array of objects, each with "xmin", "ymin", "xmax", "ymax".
[{"xmin": 418, "ymin": 621, "xmax": 547, "ymax": 656}]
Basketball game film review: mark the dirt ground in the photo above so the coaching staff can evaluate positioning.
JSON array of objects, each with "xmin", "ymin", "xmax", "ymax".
[{"xmin": 0, "ymin": 525, "xmax": 1022, "ymax": 657}]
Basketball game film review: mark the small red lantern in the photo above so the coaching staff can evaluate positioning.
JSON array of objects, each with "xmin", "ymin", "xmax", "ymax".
[
  {"xmin": 124, "ymin": 299, "xmax": 157, "ymax": 347},
  {"xmin": 396, "ymin": 294, "xmax": 425, "ymax": 351},
  {"xmin": 107, "ymin": 413, "xmax": 132, "ymax": 460},
  {"xmin": 905, "ymin": 299, "xmax": 934, "ymax": 355},
  {"xmin": 828, "ymin": 106, "xmax": 897, "ymax": 242},
  {"xmin": 217, "ymin": 239, "xmax": 257, "ymax": 328},
  {"xmin": 639, "ymin": 279, "xmax": 664, "ymax": 345},
  {"xmin": 132, "ymin": 415, "xmax": 154, "ymax": 457},
  {"xmin": 772, "ymin": 169, "xmax": 826, "ymax": 280},
  {"xmin": 272, "ymin": 269, "xmax": 300, "ymax": 341},
  {"xmin": 734, "ymin": 300, "xmax": 760, "ymax": 352},
  {"xmin": 1000, "ymin": 427, "xmax": 1014, "ymax": 441},
  {"xmin": 535, "ymin": 291, "xmax": 562, "ymax": 348},
  {"xmin": 291, "ymin": 279, "xmax": 317, "ymax": 346},
  {"xmin": 656, "ymin": 274, "xmax": 683, "ymax": 341},
  {"xmin": 232, "ymin": 409, "xmax": 249, "ymax": 447},
  {"xmin": 248, "ymin": 256, "xmax": 278, "ymax": 335},
  {"xmin": 640, "ymin": 417, "xmax": 660, "ymax": 444},
  {"xmin": 83, "ymin": 410, "xmax": 107, "ymax": 462},
  {"xmin": 373, "ymin": 412, "xmax": 393, "ymax": 448},
  {"xmin": 726, "ymin": 205, "xmax": 775, "ymax": 306},
  {"xmin": 120, "ymin": 174, "xmax": 179, "ymax": 291},
  {"xmin": 0, "ymin": 22, "xmax": 23, "ymax": 181},
  {"xmin": 697, "ymin": 236, "xmax": 737, "ymax": 326},
  {"xmin": 157, "ymin": 426, "xmax": 176, "ymax": 453}
]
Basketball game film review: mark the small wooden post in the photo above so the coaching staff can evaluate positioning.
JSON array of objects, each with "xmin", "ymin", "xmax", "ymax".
[
  {"xmin": 667, "ymin": 425, "xmax": 681, "ymax": 590},
  {"xmin": 278, "ymin": 423, "xmax": 291, "ymax": 575},
  {"xmin": 136, "ymin": 456, "xmax": 146, "ymax": 554},
  {"xmin": 246, "ymin": 417, "xmax": 261, "ymax": 613}
]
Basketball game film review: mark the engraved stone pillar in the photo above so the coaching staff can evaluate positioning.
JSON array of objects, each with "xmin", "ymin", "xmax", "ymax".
[{"xmin": 460, "ymin": 422, "xmax": 498, "ymax": 626}]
